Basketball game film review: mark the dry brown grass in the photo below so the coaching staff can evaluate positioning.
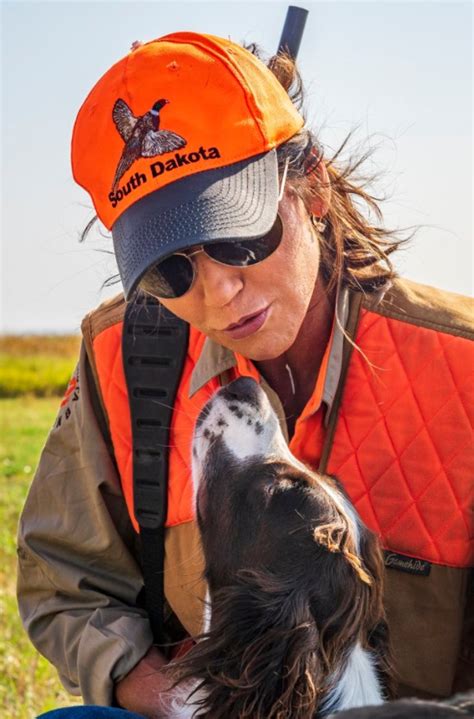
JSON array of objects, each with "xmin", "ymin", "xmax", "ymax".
[{"xmin": 0, "ymin": 335, "xmax": 81, "ymax": 357}]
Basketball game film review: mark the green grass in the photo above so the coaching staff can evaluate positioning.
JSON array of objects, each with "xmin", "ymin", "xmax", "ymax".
[
  {"xmin": 1, "ymin": 343, "xmax": 82, "ymax": 716},
  {"xmin": 0, "ymin": 355, "xmax": 78, "ymax": 398}
]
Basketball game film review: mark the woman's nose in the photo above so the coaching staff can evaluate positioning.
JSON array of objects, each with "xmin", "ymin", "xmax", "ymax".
[{"xmin": 193, "ymin": 251, "xmax": 243, "ymax": 308}]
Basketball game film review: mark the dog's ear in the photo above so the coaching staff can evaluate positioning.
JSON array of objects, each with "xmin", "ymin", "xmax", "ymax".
[{"xmin": 169, "ymin": 570, "xmax": 325, "ymax": 718}]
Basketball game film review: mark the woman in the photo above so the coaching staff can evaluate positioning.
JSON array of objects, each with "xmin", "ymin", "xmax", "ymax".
[{"xmin": 17, "ymin": 32, "xmax": 473, "ymax": 718}]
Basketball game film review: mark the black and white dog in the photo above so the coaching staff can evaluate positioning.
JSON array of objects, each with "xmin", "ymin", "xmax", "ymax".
[{"xmin": 168, "ymin": 377, "xmax": 392, "ymax": 718}]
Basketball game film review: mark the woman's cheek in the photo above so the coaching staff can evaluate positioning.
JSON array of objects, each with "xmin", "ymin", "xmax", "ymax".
[{"xmin": 158, "ymin": 296, "xmax": 203, "ymax": 330}]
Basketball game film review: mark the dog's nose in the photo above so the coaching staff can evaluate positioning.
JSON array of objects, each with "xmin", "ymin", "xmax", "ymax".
[{"xmin": 222, "ymin": 376, "xmax": 260, "ymax": 404}]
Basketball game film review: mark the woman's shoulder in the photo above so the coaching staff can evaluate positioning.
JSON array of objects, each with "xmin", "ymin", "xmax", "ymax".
[
  {"xmin": 81, "ymin": 292, "xmax": 127, "ymax": 345},
  {"xmin": 361, "ymin": 277, "xmax": 473, "ymax": 341}
]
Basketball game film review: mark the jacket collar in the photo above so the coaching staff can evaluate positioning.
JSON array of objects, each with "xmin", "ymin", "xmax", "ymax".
[{"xmin": 189, "ymin": 339, "xmax": 237, "ymax": 397}]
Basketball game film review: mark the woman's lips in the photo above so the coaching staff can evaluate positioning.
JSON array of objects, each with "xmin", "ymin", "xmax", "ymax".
[{"xmin": 222, "ymin": 307, "xmax": 270, "ymax": 340}]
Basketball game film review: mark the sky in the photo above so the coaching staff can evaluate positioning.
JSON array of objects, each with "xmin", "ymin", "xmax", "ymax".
[{"xmin": 1, "ymin": 0, "xmax": 472, "ymax": 333}]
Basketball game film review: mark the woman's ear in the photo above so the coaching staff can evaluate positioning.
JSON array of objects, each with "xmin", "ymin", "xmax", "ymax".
[{"xmin": 308, "ymin": 161, "xmax": 331, "ymax": 219}]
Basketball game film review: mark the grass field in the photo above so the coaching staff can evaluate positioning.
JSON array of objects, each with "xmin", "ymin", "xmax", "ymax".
[{"xmin": 0, "ymin": 336, "xmax": 81, "ymax": 717}]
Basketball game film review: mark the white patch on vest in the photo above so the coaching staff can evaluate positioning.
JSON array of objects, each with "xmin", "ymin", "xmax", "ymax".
[{"xmin": 322, "ymin": 642, "xmax": 384, "ymax": 712}]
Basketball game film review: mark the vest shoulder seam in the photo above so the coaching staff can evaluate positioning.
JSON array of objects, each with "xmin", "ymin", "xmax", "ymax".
[
  {"xmin": 364, "ymin": 304, "xmax": 474, "ymax": 341},
  {"xmin": 81, "ymin": 293, "xmax": 126, "ymax": 343},
  {"xmin": 361, "ymin": 278, "xmax": 474, "ymax": 341}
]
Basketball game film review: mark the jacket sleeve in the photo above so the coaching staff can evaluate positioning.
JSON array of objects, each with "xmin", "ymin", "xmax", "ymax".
[{"xmin": 16, "ymin": 343, "xmax": 154, "ymax": 705}]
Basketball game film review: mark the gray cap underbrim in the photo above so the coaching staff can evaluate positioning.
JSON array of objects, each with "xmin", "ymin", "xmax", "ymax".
[{"xmin": 112, "ymin": 150, "xmax": 279, "ymax": 299}]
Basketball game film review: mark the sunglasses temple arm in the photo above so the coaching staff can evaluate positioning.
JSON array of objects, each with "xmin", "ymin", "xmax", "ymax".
[{"xmin": 278, "ymin": 157, "xmax": 289, "ymax": 203}]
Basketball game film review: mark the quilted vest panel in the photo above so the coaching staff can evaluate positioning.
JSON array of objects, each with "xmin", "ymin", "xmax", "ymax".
[
  {"xmin": 327, "ymin": 309, "xmax": 473, "ymax": 568},
  {"xmin": 92, "ymin": 309, "xmax": 473, "ymax": 567}
]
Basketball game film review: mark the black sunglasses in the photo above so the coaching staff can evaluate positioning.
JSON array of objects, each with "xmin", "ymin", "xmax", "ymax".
[{"xmin": 146, "ymin": 213, "xmax": 283, "ymax": 299}]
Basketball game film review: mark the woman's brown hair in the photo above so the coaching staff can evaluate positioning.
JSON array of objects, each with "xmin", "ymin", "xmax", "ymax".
[{"xmin": 259, "ymin": 46, "xmax": 406, "ymax": 298}]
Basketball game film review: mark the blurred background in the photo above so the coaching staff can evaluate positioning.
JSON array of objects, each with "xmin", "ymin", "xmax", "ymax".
[{"xmin": 0, "ymin": 2, "xmax": 472, "ymax": 716}]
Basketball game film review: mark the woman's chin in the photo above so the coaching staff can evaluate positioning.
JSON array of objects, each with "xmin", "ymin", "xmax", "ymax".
[
  {"xmin": 209, "ymin": 306, "xmax": 301, "ymax": 361},
  {"xmin": 216, "ymin": 331, "xmax": 296, "ymax": 362}
]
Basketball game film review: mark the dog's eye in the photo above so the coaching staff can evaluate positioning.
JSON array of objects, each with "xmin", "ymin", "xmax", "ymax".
[
  {"xmin": 263, "ymin": 478, "xmax": 293, "ymax": 498},
  {"xmin": 264, "ymin": 483, "xmax": 277, "ymax": 497}
]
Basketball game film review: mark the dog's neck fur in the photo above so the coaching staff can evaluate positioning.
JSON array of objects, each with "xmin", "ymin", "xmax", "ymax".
[{"xmin": 322, "ymin": 642, "xmax": 384, "ymax": 713}]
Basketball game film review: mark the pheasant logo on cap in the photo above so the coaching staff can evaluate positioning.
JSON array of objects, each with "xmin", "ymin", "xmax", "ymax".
[{"xmin": 111, "ymin": 98, "xmax": 187, "ymax": 191}]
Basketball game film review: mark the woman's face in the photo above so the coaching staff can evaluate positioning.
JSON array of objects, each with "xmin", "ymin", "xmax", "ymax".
[{"xmin": 158, "ymin": 189, "xmax": 321, "ymax": 361}]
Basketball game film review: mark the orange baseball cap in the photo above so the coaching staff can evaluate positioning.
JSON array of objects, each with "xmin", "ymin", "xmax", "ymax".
[{"xmin": 71, "ymin": 32, "xmax": 304, "ymax": 299}]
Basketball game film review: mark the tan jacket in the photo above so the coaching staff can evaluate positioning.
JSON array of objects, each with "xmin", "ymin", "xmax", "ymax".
[{"xmin": 17, "ymin": 279, "xmax": 474, "ymax": 704}]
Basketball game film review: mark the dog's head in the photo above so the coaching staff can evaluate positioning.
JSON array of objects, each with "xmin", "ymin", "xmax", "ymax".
[{"xmin": 174, "ymin": 377, "xmax": 390, "ymax": 718}]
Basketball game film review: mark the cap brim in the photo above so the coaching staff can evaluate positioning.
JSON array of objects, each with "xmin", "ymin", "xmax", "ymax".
[{"xmin": 112, "ymin": 150, "xmax": 279, "ymax": 300}]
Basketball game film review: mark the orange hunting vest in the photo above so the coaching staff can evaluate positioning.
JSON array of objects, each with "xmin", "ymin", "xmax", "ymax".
[{"xmin": 90, "ymin": 281, "xmax": 473, "ymax": 569}]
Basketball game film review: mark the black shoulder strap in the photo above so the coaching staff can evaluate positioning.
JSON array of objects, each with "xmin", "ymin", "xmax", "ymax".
[{"xmin": 122, "ymin": 293, "xmax": 189, "ymax": 644}]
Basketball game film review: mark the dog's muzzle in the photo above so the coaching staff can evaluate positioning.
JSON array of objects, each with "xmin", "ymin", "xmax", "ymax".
[{"xmin": 192, "ymin": 377, "xmax": 286, "ymax": 485}]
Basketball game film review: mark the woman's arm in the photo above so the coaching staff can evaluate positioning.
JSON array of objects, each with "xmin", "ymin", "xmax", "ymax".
[
  {"xmin": 16, "ymin": 343, "xmax": 168, "ymax": 707},
  {"xmin": 114, "ymin": 645, "xmax": 174, "ymax": 716}
]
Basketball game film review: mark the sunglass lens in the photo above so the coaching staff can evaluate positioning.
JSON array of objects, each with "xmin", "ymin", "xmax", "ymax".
[
  {"xmin": 205, "ymin": 214, "xmax": 283, "ymax": 266},
  {"xmin": 149, "ymin": 254, "xmax": 194, "ymax": 299}
]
